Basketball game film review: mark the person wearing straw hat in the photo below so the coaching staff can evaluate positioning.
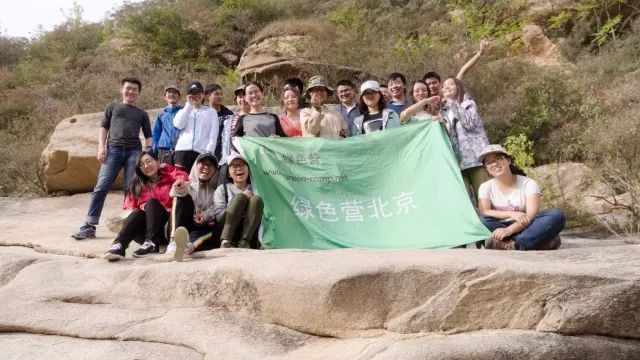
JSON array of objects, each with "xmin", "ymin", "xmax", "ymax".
[
  {"xmin": 349, "ymin": 80, "xmax": 400, "ymax": 136},
  {"xmin": 477, "ymin": 144, "xmax": 565, "ymax": 251},
  {"xmin": 300, "ymin": 75, "xmax": 347, "ymax": 139}
]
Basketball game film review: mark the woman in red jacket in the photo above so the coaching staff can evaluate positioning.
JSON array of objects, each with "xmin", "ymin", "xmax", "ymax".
[{"xmin": 104, "ymin": 150, "xmax": 188, "ymax": 261}]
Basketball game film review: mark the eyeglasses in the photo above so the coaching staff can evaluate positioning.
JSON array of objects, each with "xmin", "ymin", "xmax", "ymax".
[
  {"xmin": 484, "ymin": 155, "xmax": 506, "ymax": 167},
  {"xmin": 138, "ymin": 160, "xmax": 156, "ymax": 168}
]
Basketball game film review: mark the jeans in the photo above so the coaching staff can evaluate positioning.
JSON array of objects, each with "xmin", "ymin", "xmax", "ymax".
[
  {"xmin": 480, "ymin": 208, "xmax": 566, "ymax": 250},
  {"xmin": 86, "ymin": 146, "xmax": 140, "ymax": 224},
  {"xmin": 115, "ymin": 199, "xmax": 169, "ymax": 249}
]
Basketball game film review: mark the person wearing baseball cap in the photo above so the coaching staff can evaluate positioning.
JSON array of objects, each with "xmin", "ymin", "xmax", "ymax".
[
  {"xmin": 172, "ymin": 80, "xmax": 220, "ymax": 173},
  {"xmin": 477, "ymin": 144, "xmax": 565, "ymax": 251},
  {"xmin": 151, "ymin": 84, "xmax": 182, "ymax": 165},
  {"xmin": 169, "ymin": 152, "xmax": 219, "ymax": 261},
  {"xmin": 300, "ymin": 75, "xmax": 347, "ymax": 139},
  {"xmin": 349, "ymin": 80, "xmax": 400, "ymax": 136},
  {"xmin": 213, "ymin": 153, "xmax": 263, "ymax": 249}
]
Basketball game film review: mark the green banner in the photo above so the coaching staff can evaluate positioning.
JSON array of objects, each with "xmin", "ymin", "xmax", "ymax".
[{"xmin": 236, "ymin": 121, "xmax": 490, "ymax": 249}]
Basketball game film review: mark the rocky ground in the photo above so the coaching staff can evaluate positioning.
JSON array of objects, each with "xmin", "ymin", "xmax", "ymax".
[{"xmin": 1, "ymin": 193, "xmax": 639, "ymax": 359}]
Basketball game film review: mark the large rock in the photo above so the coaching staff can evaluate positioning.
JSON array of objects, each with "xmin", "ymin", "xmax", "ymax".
[{"xmin": 1, "ymin": 194, "xmax": 639, "ymax": 359}]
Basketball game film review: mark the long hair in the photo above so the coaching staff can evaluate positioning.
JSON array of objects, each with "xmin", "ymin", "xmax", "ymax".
[
  {"xmin": 442, "ymin": 76, "xmax": 465, "ymax": 103},
  {"xmin": 129, "ymin": 150, "xmax": 160, "ymax": 200},
  {"xmin": 358, "ymin": 91, "xmax": 386, "ymax": 115}
]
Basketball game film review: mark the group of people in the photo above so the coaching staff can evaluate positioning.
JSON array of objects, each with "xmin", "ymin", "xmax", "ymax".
[{"xmin": 69, "ymin": 40, "xmax": 566, "ymax": 259}]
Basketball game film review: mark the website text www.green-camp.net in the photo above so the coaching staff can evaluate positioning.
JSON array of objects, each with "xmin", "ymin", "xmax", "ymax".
[{"xmin": 261, "ymin": 169, "xmax": 348, "ymax": 183}]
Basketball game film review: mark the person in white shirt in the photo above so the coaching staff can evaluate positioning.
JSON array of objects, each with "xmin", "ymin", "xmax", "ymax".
[
  {"xmin": 477, "ymin": 144, "xmax": 565, "ymax": 250},
  {"xmin": 173, "ymin": 81, "xmax": 219, "ymax": 173}
]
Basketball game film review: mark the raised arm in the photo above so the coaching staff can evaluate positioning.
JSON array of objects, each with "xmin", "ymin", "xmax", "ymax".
[
  {"xmin": 173, "ymin": 102, "xmax": 193, "ymax": 130},
  {"xmin": 300, "ymin": 108, "xmax": 323, "ymax": 137},
  {"xmin": 399, "ymin": 96, "xmax": 439, "ymax": 124},
  {"xmin": 456, "ymin": 38, "xmax": 490, "ymax": 82}
]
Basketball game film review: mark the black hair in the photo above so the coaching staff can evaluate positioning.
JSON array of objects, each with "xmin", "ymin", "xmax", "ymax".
[
  {"xmin": 336, "ymin": 79, "xmax": 356, "ymax": 89},
  {"xmin": 380, "ymin": 83, "xmax": 388, "ymax": 89},
  {"xmin": 204, "ymin": 83, "xmax": 223, "ymax": 96},
  {"xmin": 284, "ymin": 77, "xmax": 304, "ymax": 92},
  {"xmin": 226, "ymin": 158, "xmax": 252, "ymax": 183},
  {"xmin": 244, "ymin": 80, "xmax": 264, "ymax": 93},
  {"xmin": 387, "ymin": 72, "xmax": 407, "ymax": 85},
  {"xmin": 358, "ymin": 90, "xmax": 386, "ymax": 115},
  {"xmin": 422, "ymin": 71, "xmax": 441, "ymax": 83},
  {"xmin": 121, "ymin": 77, "xmax": 142, "ymax": 91},
  {"xmin": 129, "ymin": 150, "xmax": 160, "ymax": 199}
]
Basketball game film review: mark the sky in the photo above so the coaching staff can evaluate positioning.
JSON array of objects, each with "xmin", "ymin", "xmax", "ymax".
[{"xmin": 0, "ymin": 0, "xmax": 143, "ymax": 38}]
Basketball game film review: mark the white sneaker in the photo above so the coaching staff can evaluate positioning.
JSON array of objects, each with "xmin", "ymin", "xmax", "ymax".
[
  {"xmin": 165, "ymin": 241, "xmax": 176, "ymax": 255},
  {"xmin": 174, "ymin": 227, "xmax": 188, "ymax": 262}
]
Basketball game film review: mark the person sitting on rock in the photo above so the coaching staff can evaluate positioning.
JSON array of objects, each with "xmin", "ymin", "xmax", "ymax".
[
  {"xmin": 104, "ymin": 150, "xmax": 188, "ymax": 261},
  {"xmin": 300, "ymin": 75, "xmax": 347, "ymax": 139},
  {"xmin": 173, "ymin": 81, "xmax": 219, "ymax": 173},
  {"xmin": 349, "ymin": 80, "xmax": 400, "ymax": 136},
  {"xmin": 151, "ymin": 84, "xmax": 182, "ymax": 165},
  {"xmin": 214, "ymin": 153, "xmax": 263, "ymax": 249},
  {"xmin": 168, "ymin": 152, "xmax": 219, "ymax": 261},
  {"xmin": 477, "ymin": 144, "xmax": 565, "ymax": 250},
  {"xmin": 71, "ymin": 77, "xmax": 152, "ymax": 240},
  {"xmin": 279, "ymin": 87, "xmax": 303, "ymax": 137}
]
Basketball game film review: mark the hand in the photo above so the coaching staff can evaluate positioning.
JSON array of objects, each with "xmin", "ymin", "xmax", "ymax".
[
  {"xmin": 479, "ymin": 38, "xmax": 490, "ymax": 55},
  {"xmin": 194, "ymin": 211, "xmax": 205, "ymax": 225},
  {"xmin": 492, "ymin": 227, "xmax": 513, "ymax": 242},
  {"xmin": 243, "ymin": 189, "xmax": 253, "ymax": 198},
  {"xmin": 97, "ymin": 149, "xmax": 107, "ymax": 163},
  {"xmin": 425, "ymin": 96, "xmax": 440, "ymax": 105},
  {"xmin": 139, "ymin": 202, "xmax": 146, "ymax": 211},
  {"xmin": 173, "ymin": 179, "xmax": 187, "ymax": 190},
  {"xmin": 511, "ymin": 212, "xmax": 531, "ymax": 227}
]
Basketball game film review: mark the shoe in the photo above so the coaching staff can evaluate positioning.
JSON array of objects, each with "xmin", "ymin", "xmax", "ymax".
[
  {"xmin": 493, "ymin": 239, "xmax": 517, "ymax": 250},
  {"xmin": 71, "ymin": 223, "xmax": 96, "ymax": 240},
  {"xmin": 132, "ymin": 241, "xmax": 158, "ymax": 258},
  {"xmin": 220, "ymin": 239, "xmax": 232, "ymax": 248},
  {"xmin": 173, "ymin": 227, "xmax": 188, "ymax": 262},
  {"xmin": 165, "ymin": 241, "xmax": 176, "ymax": 255},
  {"xmin": 238, "ymin": 240, "xmax": 251, "ymax": 249},
  {"xmin": 475, "ymin": 240, "xmax": 484, "ymax": 249},
  {"xmin": 104, "ymin": 242, "xmax": 125, "ymax": 261},
  {"xmin": 538, "ymin": 235, "xmax": 561, "ymax": 250}
]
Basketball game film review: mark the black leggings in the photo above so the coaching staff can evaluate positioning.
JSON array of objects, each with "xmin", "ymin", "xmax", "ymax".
[
  {"xmin": 115, "ymin": 198, "xmax": 169, "ymax": 248},
  {"xmin": 174, "ymin": 150, "xmax": 200, "ymax": 174}
]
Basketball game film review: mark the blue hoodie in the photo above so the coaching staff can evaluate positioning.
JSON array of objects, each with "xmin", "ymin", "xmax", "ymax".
[{"xmin": 151, "ymin": 104, "xmax": 182, "ymax": 152}]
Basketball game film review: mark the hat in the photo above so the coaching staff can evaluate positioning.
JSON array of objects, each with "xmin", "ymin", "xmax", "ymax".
[
  {"xmin": 233, "ymin": 84, "xmax": 246, "ymax": 97},
  {"xmin": 195, "ymin": 152, "xmax": 219, "ymax": 167},
  {"xmin": 304, "ymin": 75, "xmax": 334, "ymax": 97},
  {"xmin": 164, "ymin": 84, "xmax": 180, "ymax": 95},
  {"xmin": 226, "ymin": 152, "xmax": 248, "ymax": 166},
  {"xmin": 360, "ymin": 80, "xmax": 381, "ymax": 95},
  {"xmin": 186, "ymin": 81, "xmax": 204, "ymax": 94},
  {"xmin": 478, "ymin": 144, "xmax": 511, "ymax": 163}
]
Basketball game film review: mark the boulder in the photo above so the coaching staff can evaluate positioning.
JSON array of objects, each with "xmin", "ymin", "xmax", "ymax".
[
  {"xmin": 521, "ymin": 24, "xmax": 561, "ymax": 67},
  {"xmin": 40, "ymin": 109, "xmax": 162, "ymax": 194}
]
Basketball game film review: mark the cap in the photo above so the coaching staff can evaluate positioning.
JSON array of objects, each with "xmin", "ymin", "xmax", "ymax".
[
  {"xmin": 234, "ymin": 84, "xmax": 246, "ymax": 97},
  {"xmin": 186, "ymin": 81, "xmax": 204, "ymax": 94},
  {"xmin": 360, "ymin": 80, "xmax": 381, "ymax": 95},
  {"xmin": 226, "ymin": 152, "xmax": 248, "ymax": 166},
  {"xmin": 164, "ymin": 84, "xmax": 180, "ymax": 94},
  {"xmin": 195, "ymin": 152, "xmax": 219, "ymax": 167},
  {"xmin": 304, "ymin": 75, "xmax": 334, "ymax": 97},
  {"xmin": 478, "ymin": 144, "xmax": 511, "ymax": 163}
]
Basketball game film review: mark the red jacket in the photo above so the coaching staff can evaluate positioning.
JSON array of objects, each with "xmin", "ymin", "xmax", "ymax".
[{"xmin": 123, "ymin": 165, "xmax": 188, "ymax": 212}]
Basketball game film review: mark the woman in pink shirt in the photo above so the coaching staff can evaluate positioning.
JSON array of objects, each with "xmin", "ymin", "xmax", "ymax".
[{"xmin": 279, "ymin": 88, "xmax": 302, "ymax": 137}]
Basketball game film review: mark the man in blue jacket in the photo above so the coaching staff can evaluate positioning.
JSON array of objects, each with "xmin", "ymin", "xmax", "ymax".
[{"xmin": 151, "ymin": 85, "xmax": 182, "ymax": 165}]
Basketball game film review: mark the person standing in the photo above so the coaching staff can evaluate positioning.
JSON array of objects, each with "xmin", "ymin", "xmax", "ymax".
[
  {"xmin": 151, "ymin": 85, "xmax": 182, "ymax": 165},
  {"xmin": 279, "ymin": 88, "xmax": 303, "ymax": 137},
  {"xmin": 205, "ymin": 83, "xmax": 234, "ymax": 163},
  {"xmin": 349, "ymin": 80, "xmax": 400, "ymax": 136},
  {"xmin": 300, "ymin": 75, "xmax": 347, "ymax": 139},
  {"xmin": 386, "ymin": 72, "xmax": 409, "ymax": 115},
  {"xmin": 173, "ymin": 81, "xmax": 219, "ymax": 173},
  {"xmin": 71, "ymin": 77, "xmax": 152, "ymax": 240},
  {"xmin": 336, "ymin": 79, "xmax": 360, "ymax": 130}
]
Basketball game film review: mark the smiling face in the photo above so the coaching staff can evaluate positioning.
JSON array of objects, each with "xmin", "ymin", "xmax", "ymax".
[
  {"xmin": 122, "ymin": 82, "xmax": 140, "ymax": 105},
  {"xmin": 208, "ymin": 89, "xmax": 224, "ymax": 107},
  {"xmin": 283, "ymin": 89, "xmax": 300, "ymax": 112},
  {"xmin": 228, "ymin": 158, "xmax": 249, "ymax": 185},
  {"xmin": 387, "ymin": 78, "xmax": 405, "ymax": 101},
  {"xmin": 441, "ymin": 78, "xmax": 458, "ymax": 100},
  {"xmin": 188, "ymin": 90, "xmax": 205, "ymax": 108},
  {"xmin": 308, "ymin": 87, "xmax": 328, "ymax": 104},
  {"xmin": 412, "ymin": 82, "xmax": 429, "ymax": 102},
  {"xmin": 425, "ymin": 77, "xmax": 441, "ymax": 97},
  {"xmin": 196, "ymin": 159, "xmax": 216, "ymax": 182},
  {"xmin": 483, "ymin": 153, "xmax": 511, "ymax": 178},
  {"xmin": 362, "ymin": 90, "xmax": 381, "ymax": 110},
  {"xmin": 138, "ymin": 154, "xmax": 159, "ymax": 178},
  {"xmin": 245, "ymin": 84, "xmax": 264, "ymax": 109},
  {"xmin": 164, "ymin": 89, "xmax": 180, "ymax": 105},
  {"xmin": 337, "ymin": 85, "xmax": 356, "ymax": 106}
]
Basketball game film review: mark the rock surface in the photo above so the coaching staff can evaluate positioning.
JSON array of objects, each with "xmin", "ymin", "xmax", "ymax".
[{"xmin": 1, "ymin": 194, "xmax": 640, "ymax": 359}]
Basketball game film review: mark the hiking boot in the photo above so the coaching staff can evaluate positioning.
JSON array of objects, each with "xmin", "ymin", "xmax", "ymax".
[
  {"xmin": 173, "ymin": 227, "xmax": 188, "ymax": 262},
  {"xmin": 220, "ymin": 239, "xmax": 232, "ymax": 248},
  {"xmin": 238, "ymin": 240, "xmax": 251, "ymax": 249},
  {"xmin": 104, "ymin": 242, "xmax": 125, "ymax": 261},
  {"xmin": 538, "ymin": 235, "xmax": 561, "ymax": 250},
  {"xmin": 132, "ymin": 241, "xmax": 158, "ymax": 258},
  {"xmin": 71, "ymin": 223, "xmax": 96, "ymax": 240},
  {"xmin": 493, "ymin": 239, "xmax": 517, "ymax": 250}
]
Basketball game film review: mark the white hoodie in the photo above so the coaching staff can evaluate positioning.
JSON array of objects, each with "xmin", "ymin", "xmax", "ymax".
[{"xmin": 173, "ymin": 102, "xmax": 219, "ymax": 153}]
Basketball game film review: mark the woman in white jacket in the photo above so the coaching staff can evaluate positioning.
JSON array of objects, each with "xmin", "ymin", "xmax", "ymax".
[{"xmin": 173, "ymin": 81, "xmax": 219, "ymax": 173}]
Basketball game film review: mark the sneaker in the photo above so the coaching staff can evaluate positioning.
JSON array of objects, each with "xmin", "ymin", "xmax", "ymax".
[
  {"xmin": 71, "ymin": 223, "xmax": 96, "ymax": 240},
  {"xmin": 220, "ymin": 239, "xmax": 232, "ymax": 248},
  {"xmin": 104, "ymin": 242, "xmax": 125, "ymax": 261},
  {"xmin": 173, "ymin": 227, "xmax": 188, "ymax": 262},
  {"xmin": 132, "ymin": 241, "xmax": 158, "ymax": 258},
  {"xmin": 165, "ymin": 241, "xmax": 176, "ymax": 255}
]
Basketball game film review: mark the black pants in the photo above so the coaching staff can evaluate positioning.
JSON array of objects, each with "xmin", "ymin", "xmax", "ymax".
[
  {"xmin": 115, "ymin": 199, "xmax": 169, "ymax": 248},
  {"xmin": 173, "ymin": 196, "xmax": 219, "ymax": 249},
  {"xmin": 174, "ymin": 150, "xmax": 200, "ymax": 173}
]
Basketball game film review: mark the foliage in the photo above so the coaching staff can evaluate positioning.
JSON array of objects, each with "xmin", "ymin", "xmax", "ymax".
[
  {"xmin": 504, "ymin": 134, "xmax": 535, "ymax": 169},
  {"xmin": 329, "ymin": 6, "xmax": 365, "ymax": 30}
]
